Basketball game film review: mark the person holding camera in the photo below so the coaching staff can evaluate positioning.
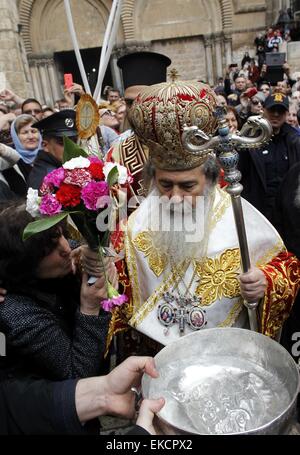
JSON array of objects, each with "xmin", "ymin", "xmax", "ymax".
[{"xmin": 224, "ymin": 65, "xmax": 247, "ymax": 107}]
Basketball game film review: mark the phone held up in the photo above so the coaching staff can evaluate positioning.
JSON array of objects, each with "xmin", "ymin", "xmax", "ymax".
[{"xmin": 64, "ymin": 73, "xmax": 73, "ymax": 90}]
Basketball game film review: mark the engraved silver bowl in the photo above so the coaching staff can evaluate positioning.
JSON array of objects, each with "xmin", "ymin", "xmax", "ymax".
[{"xmin": 142, "ymin": 328, "xmax": 299, "ymax": 435}]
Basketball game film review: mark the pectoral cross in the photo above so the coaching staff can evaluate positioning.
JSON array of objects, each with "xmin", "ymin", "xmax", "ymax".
[{"xmin": 157, "ymin": 292, "xmax": 207, "ymax": 335}]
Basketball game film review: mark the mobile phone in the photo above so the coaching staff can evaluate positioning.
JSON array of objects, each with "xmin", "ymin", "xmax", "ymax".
[{"xmin": 64, "ymin": 73, "xmax": 73, "ymax": 89}]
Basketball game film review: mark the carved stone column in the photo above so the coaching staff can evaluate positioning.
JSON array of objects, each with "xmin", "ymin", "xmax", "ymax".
[
  {"xmin": 110, "ymin": 55, "xmax": 124, "ymax": 92},
  {"xmin": 28, "ymin": 63, "xmax": 43, "ymax": 102},
  {"xmin": 37, "ymin": 63, "xmax": 52, "ymax": 105},
  {"xmin": 214, "ymin": 33, "xmax": 224, "ymax": 79},
  {"xmin": 28, "ymin": 54, "xmax": 62, "ymax": 106},
  {"xmin": 224, "ymin": 33, "xmax": 233, "ymax": 68},
  {"xmin": 204, "ymin": 35, "xmax": 214, "ymax": 86},
  {"xmin": 47, "ymin": 59, "xmax": 62, "ymax": 103}
]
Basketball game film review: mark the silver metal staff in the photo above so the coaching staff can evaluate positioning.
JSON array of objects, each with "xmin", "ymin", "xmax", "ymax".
[{"xmin": 182, "ymin": 107, "xmax": 273, "ymax": 332}]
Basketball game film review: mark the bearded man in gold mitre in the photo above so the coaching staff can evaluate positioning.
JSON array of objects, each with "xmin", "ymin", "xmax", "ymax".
[{"xmin": 104, "ymin": 79, "xmax": 300, "ymax": 354}]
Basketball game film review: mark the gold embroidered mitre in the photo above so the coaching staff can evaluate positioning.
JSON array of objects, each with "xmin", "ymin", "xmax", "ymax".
[{"xmin": 128, "ymin": 80, "xmax": 218, "ymax": 170}]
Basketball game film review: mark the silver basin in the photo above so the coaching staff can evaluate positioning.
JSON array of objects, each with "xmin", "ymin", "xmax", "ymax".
[{"xmin": 142, "ymin": 328, "xmax": 300, "ymax": 435}]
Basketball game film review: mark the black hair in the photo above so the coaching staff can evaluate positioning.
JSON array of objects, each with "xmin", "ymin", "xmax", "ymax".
[
  {"xmin": 0, "ymin": 201, "xmax": 67, "ymax": 291},
  {"xmin": 21, "ymin": 98, "xmax": 42, "ymax": 112}
]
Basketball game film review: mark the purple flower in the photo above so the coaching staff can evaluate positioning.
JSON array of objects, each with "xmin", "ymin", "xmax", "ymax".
[
  {"xmin": 40, "ymin": 194, "xmax": 62, "ymax": 215},
  {"xmin": 44, "ymin": 168, "xmax": 66, "ymax": 187},
  {"xmin": 101, "ymin": 294, "xmax": 128, "ymax": 312},
  {"xmin": 81, "ymin": 180, "xmax": 109, "ymax": 211}
]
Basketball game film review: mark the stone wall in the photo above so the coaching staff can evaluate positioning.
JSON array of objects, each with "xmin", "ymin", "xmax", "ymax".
[
  {"xmin": 0, "ymin": 0, "xmax": 297, "ymax": 100},
  {"xmin": 152, "ymin": 37, "xmax": 207, "ymax": 82},
  {"xmin": 0, "ymin": 0, "xmax": 30, "ymax": 97}
]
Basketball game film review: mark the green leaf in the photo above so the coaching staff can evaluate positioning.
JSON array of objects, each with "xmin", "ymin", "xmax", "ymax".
[
  {"xmin": 107, "ymin": 166, "xmax": 119, "ymax": 187},
  {"xmin": 63, "ymin": 136, "xmax": 88, "ymax": 164},
  {"xmin": 22, "ymin": 213, "xmax": 70, "ymax": 241}
]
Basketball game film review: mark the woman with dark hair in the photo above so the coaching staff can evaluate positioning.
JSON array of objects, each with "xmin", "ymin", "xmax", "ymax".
[
  {"xmin": 0, "ymin": 201, "xmax": 114, "ymax": 382},
  {"xmin": 225, "ymin": 105, "xmax": 240, "ymax": 133}
]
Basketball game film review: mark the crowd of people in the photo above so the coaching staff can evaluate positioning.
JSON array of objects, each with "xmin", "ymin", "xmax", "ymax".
[{"xmin": 0, "ymin": 29, "xmax": 300, "ymax": 435}]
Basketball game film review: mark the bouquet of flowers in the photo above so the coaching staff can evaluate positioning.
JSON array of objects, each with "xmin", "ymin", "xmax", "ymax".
[{"xmin": 23, "ymin": 137, "xmax": 131, "ymax": 312}]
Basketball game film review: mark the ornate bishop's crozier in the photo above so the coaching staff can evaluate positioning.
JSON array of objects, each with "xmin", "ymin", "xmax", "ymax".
[{"xmin": 182, "ymin": 108, "xmax": 273, "ymax": 332}]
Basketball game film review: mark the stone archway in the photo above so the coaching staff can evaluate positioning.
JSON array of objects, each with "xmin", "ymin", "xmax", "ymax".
[
  {"xmin": 120, "ymin": 0, "xmax": 234, "ymax": 42},
  {"xmin": 18, "ymin": 0, "xmax": 124, "ymax": 104},
  {"xmin": 19, "ymin": 0, "xmax": 118, "ymax": 53},
  {"xmin": 120, "ymin": 0, "xmax": 234, "ymax": 85}
]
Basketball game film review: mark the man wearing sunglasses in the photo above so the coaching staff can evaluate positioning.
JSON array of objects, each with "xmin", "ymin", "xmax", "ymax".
[
  {"xmin": 27, "ymin": 109, "xmax": 77, "ymax": 190},
  {"xmin": 238, "ymin": 92, "xmax": 300, "ymax": 228}
]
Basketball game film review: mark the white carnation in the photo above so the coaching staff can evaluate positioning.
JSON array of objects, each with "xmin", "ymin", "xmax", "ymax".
[
  {"xmin": 26, "ymin": 188, "xmax": 41, "ymax": 218},
  {"xmin": 63, "ymin": 157, "xmax": 90, "ymax": 170},
  {"xmin": 103, "ymin": 162, "xmax": 128, "ymax": 184}
]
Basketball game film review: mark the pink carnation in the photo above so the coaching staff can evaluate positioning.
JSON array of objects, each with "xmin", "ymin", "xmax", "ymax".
[
  {"xmin": 81, "ymin": 181, "xmax": 109, "ymax": 211},
  {"xmin": 101, "ymin": 294, "xmax": 128, "ymax": 312},
  {"xmin": 44, "ymin": 168, "xmax": 65, "ymax": 187},
  {"xmin": 40, "ymin": 194, "xmax": 62, "ymax": 215},
  {"xmin": 39, "ymin": 181, "xmax": 54, "ymax": 196},
  {"xmin": 64, "ymin": 168, "xmax": 92, "ymax": 187}
]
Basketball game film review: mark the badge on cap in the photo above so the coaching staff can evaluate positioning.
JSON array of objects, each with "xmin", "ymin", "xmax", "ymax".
[
  {"xmin": 65, "ymin": 118, "xmax": 74, "ymax": 128},
  {"xmin": 274, "ymin": 93, "xmax": 284, "ymax": 102}
]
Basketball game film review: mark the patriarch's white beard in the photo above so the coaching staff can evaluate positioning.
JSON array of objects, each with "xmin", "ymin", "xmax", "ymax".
[{"xmin": 140, "ymin": 185, "xmax": 215, "ymax": 264}]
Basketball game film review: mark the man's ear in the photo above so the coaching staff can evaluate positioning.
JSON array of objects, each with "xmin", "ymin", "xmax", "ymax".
[{"xmin": 42, "ymin": 139, "xmax": 49, "ymax": 152}]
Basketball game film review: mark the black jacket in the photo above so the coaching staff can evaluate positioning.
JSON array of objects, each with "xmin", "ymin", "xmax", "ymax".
[
  {"xmin": 0, "ymin": 180, "xmax": 17, "ymax": 202},
  {"xmin": 0, "ymin": 378, "xmax": 85, "ymax": 435},
  {"xmin": 0, "ymin": 276, "xmax": 111, "ymax": 381},
  {"xmin": 2, "ymin": 159, "xmax": 31, "ymax": 197},
  {"xmin": 276, "ymin": 163, "xmax": 300, "ymax": 359},
  {"xmin": 0, "ymin": 377, "xmax": 150, "ymax": 435},
  {"xmin": 238, "ymin": 123, "xmax": 300, "ymax": 226},
  {"xmin": 276, "ymin": 161, "xmax": 300, "ymax": 258},
  {"xmin": 28, "ymin": 150, "xmax": 61, "ymax": 190}
]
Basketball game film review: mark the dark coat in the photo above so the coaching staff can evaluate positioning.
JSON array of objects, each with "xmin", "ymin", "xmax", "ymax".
[
  {"xmin": 2, "ymin": 159, "xmax": 31, "ymax": 197},
  {"xmin": 0, "ymin": 377, "xmax": 86, "ymax": 435},
  {"xmin": 28, "ymin": 150, "xmax": 61, "ymax": 190},
  {"xmin": 0, "ymin": 180, "xmax": 17, "ymax": 201},
  {"xmin": 238, "ymin": 123, "xmax": 300, "ymax": 226},
  {"xmin": 276, "ymin": 162, "xmax": 300, "ymax": 360},
  {"xmin": 0, "ymin": 275, "xmax": 111, "ymax": 381},
  {"xmin": 0, "ymin": 377, "xmax": 150, "ymax": 435}
]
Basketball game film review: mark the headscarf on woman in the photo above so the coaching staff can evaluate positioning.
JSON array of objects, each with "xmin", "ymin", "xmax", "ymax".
[{"xmin": 10, "ymin": 115, "xmax": 42, "ymax": 164}]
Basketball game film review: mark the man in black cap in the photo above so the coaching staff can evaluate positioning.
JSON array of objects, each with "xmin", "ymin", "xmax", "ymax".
[
  {"xmin": 28, "ymin": 109, "xmax": 77, "ymax": 190},
  {"xmin": 238, "ymin": 92, "xmax": 300, "ymax": 227},
  {"xmin": 107, "ymin": 52, "xmax": 171, "ymax": 200}
]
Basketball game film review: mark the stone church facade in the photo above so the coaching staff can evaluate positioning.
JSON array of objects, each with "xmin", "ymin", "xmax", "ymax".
[{"xmin": 0, "ymin": 0, "xmax": 293, "ymax": 105}]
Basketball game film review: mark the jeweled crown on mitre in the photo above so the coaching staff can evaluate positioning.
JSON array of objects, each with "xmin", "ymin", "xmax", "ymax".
[{"xmin": 128, "ymin": 80, "xmax": 218, "ymax": 170}]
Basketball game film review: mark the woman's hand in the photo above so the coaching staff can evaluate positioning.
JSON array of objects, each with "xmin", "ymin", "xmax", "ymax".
[
  {"xmin": 80, "ymin": 245, "xmax": 117, "ymax": 281},
  {"xmin": 80, "ymin": 273, "xmax": 107, "ymax": 315}
]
